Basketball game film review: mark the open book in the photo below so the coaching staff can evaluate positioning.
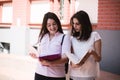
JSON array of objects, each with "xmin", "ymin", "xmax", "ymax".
[
  {"xmin": 39, "ymin": 53, "xmax": 61, "ymax": 61},
  {"xmin": 65, "ymin": 45, "xmax": 91, "ymax": 64}
]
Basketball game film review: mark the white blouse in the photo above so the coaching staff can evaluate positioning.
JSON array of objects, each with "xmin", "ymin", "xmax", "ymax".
[
  {"xmin": 36, "ymin": 32, "xmax": 71, "ymax": 77},
  {"xmin": 69, "ymin": 31, "xmax": 101, "ymax": 77}
]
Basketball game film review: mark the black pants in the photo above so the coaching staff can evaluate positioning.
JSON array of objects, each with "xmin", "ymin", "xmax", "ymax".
[
  {"xmin": 35, "ymin": 73, "xmax": 66, "ymax": 80},
  {"xmin": 70, "ymin": 78, "xmax": 95, "ymax": 80}
]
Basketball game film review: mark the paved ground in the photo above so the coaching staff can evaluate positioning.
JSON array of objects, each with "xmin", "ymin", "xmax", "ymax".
[
  {"xmin": 0, "ymin": 53, "xmax": 120, "ymax": 80},
  {"xmin": 0, "ymin": 53, "xmax": 36, "ymax": 80}
]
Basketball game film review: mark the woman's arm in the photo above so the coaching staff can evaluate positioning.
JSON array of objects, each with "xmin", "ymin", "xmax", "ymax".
[
  {"xmin": 91, "ymin": 39, "xmax": 102, "ymax": 62},
  {"xmin": 71, "ymin": 39, "xmax": 102, "ymax": 67},
  {"xmin": 70, "ymin": 51, "xmax": 91, "ymax": 68},
  {"xmin": 40, "ymin": 55, "xmax": 68, "ymax": 66},
  {"xmin": 40, "ymin": 34, "xmax": 71, "ymax": 66}
]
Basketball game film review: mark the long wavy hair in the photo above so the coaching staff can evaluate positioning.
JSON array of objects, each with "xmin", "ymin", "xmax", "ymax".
[{"xmin": 38, "ymin": 12, "xmax": 63, "ymax": 42}]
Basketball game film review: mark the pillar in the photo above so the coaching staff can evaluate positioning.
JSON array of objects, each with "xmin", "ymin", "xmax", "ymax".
[
  {"xmin": 70, "ymin": 0, "xmax": 75, "ymax": 17},
  {"xmin": 54, "ymin": 0, "xmax": 60, "ymax": 18},
  {"xmin": 10, "ymin": 0, "xmax": 30, "ymax": 55},
  {"xmin": 12, "ymin": 0, "xmax": 30, "ymax": 26},
  {"xmin": 49, "ymin": 0, "xmax": 54, "ymax": 12},
  {"xmin": 63, "ymin": 0, "xmax": 70, "ymax": 24}
]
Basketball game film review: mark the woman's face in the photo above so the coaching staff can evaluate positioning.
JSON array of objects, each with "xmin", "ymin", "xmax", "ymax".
[
  {"xmin": 72, "ymin": 18, "xmax": 81, "ymax": 32},
  {"xmin": 47, "ymin": 19, "xmax": 58, "ymax": 35}
]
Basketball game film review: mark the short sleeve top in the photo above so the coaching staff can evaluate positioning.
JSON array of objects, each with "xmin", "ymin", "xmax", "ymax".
[
  {"xmin": 70, "ymin": 31, "xmax": 101, "ymax": 77},
  {"xmin": 36, "ymin": 32, "xmax": 71, "ymax": 77}
]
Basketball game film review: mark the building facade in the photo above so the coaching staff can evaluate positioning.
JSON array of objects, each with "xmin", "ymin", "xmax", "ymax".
[
  {"xmin": 0, "ymin": 0, "xmax": 120, "ymax": 75},
  {"xmin": 0, "ymin": 0, "xmax": 120, "ymax": 54}
]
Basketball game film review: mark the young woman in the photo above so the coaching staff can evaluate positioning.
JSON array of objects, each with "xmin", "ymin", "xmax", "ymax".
[
  {"xmin": 29, "ymin": 12, "xmax": 71, "ymax": 80},
  {"xmin": 65, "ymin": 10, "xmax": 102, "ymax": 80}
]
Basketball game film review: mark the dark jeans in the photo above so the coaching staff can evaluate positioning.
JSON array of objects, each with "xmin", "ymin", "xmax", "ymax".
[{"xmin": 35, "ymin": 73, "xmax": 66, "ymax": 80}]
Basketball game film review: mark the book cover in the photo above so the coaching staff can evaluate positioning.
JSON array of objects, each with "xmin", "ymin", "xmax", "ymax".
[{"xmin": 39, "ymin": 54, "xmax": 61, "ymax": 61}]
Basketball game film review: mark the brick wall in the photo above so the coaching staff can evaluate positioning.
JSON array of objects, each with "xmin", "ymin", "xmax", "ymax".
[{"xmin": 97, "ymin": 0, "xmax": 120, "ymax": 30}]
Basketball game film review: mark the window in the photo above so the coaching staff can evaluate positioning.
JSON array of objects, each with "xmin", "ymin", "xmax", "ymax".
[
  {"xmin": 75, "ymin": 0, "xmax": 98, "ymax": 23},
  {"xmin": 30, "ymin": 1, "xmax": 50, "ymax": 23},
  {"xmin": 2, "ymin": 3, "xmax": 12, "ymax": 23}
]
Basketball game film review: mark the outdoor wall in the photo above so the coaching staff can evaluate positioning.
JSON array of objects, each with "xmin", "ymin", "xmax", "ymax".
[
  {"xmin": 97, "ymin": 0, "xmax": 120, "ymax": 75},
  {"xmin": 76, "ymin": 0, "xmax": 98, "ymax": 23},
  {"xmin": 10, "ymin": 26, "xmax": 30, "ymax": 55},
  {"xmin": 98, "ymin": 0, "xmax": 120, "ymax": 30},
  {"xmin": 0, "ymin": 0, "xmax": 120, "ymax": 75},
  {"xmin": 0, "ymin": 27, "xmax": 30, "ymax": 55},
  {"xmin": 0, "ymin": 28, "xmax": 10, "ymax": 53},
  {"xmin": 97, "ymin": 30, "xmax": 120, "ymax": 75},
  {"xmin": 0, "ymin": 28, "xmax": 11, "ymax": 43}
]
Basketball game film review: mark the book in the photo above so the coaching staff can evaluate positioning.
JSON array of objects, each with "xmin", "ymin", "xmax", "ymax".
[
  {"xmin": 65, "ymin": 42, "xmax": 92, "ymax": 64},
  {"xmin": 39, "ymin": 53, "xmax": 61, "ymax": 61}
]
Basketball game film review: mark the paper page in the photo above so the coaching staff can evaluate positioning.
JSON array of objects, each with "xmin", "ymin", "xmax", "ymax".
[
  {"xmin": 66, "ymin": 44, "xmax": 91, "ymax": 64},
  {"xmin": 29, "ymin": 46, "xmax": 39, "ymax": 57}
]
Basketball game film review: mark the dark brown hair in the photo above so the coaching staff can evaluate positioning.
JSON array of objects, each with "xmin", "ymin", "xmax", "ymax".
[
  {"xmin": 70, "ymin": 10, "xmax": 92, "ymax": 41},
  {"xmin": 38, "ymin": 12, "xmax": 63, "ymax": 42}
]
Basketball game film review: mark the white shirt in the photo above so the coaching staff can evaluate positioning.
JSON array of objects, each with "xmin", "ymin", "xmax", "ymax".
[
  {"xmin": 69, "ymin": 31, "xmax": 101, "ymax": 77},
  {"xmin": 36, "ymin": 32, "xmax": 71, "ymax": 77}
]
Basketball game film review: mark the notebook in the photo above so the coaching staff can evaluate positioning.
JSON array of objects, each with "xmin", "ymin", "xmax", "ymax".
[{"xmin": 39, "ymin": 53, "xmax": 61, "ymax": 61}]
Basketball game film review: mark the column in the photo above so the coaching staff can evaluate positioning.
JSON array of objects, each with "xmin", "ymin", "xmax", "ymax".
[
  {"xmin": 49, "ymin": 0, "xmax": 54, "ymax": 12},
  {"xmin": 54, "ymin": 0, "xmax": 60, "ymax": 18},
  {"xmin": 70, "ymin": 0, "xmax": 75, "ymax": 17},
  {"xmin": 63, "ymin": 0, "xmax": 70, "ymax": 24},
  {"xmin": 10, "ymin": 0, "xmax": 30, "ymax": 55},
  {"xmin": 12, "ymin": 0, "xmax": 30, "ymax": 26}
]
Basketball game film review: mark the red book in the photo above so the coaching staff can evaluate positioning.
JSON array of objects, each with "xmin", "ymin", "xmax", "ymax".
[{"xmin": 39, "ymin": 54, "xmax": 61, "ymax": 61}]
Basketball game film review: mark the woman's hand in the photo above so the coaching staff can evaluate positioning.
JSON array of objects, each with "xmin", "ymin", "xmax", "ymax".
[
  {"xmin": 88, "ymin": 41, "xmax": 101, "ymax": 62},
  {"xmin": 29, "ymin": 53, "xmax": 38, "ymax": 59},
  {"xmin": 40, "ymin": 59, "xmax": 51, "ymax": 66},
  {"xmin": 71, "ymin": 63, "xmax": 79, "ymax": 68},
  {"xmin": 29, "ymin": 46, "xmax": 38, "ymax": 59},
  {"xmin": 70, "ymin": 61, "xmax": 84, "ymax": 68}
]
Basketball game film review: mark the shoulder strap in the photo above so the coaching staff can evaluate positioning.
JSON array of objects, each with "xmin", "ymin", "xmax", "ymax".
[
  {"xmin": 61, "ymin": 34, "xmax": 68, "ymax": 74},
  {"xmin": 61, "ymin": 34, "xmax": 65, "ymax": 45}
]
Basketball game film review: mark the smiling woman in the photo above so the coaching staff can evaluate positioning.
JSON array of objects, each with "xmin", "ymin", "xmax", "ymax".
[
  {"xmin": 46, "ymin": 19, "xmax": 58, "ymax": 38},
  {"xmin": 29, "ymin": 12, "xmax": 71, "ymax": 80}
]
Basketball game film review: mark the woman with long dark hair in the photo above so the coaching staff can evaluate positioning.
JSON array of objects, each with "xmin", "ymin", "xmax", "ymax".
[
  {"xmin": 66, "ymin": 10, "xmax": 102, "ymax": 80},
  {"xmin": 30, "ymin": 12, "xmax": 71, "ymax": 80}
]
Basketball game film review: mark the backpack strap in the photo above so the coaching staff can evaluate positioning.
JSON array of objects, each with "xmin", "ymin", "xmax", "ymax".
[
  {"xmin": 61, "ymin": 34, "xmax": 69, "ymax": 74},
  {"xmin": 61, "ymin": 34, "xmax": 65, "ymax": 45}
]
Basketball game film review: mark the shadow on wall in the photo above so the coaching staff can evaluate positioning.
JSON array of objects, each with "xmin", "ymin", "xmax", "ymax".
[
  {"xmin": 97, "ymin": 30, "xmax": 120, "ymax": 75},
  {"xmin": 0, "ymin": 42, "xmax": 10, "ymax": 53}
]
